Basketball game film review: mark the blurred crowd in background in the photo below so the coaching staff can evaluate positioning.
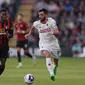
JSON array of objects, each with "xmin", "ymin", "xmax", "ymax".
[
  {"xmin": 1, "ymin": 0, "xmax": 85, "ymax": 57},
  {"xmin": 0, "ymin": 0, "xmax": 20, "ymax": 21},
  {"xmin": 29, "ymin": 0, "xmax": 85, "ymax": 57}
]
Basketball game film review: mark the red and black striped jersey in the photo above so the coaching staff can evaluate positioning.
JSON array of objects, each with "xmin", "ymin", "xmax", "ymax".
[
  {"xmin": 0, "ymin": 19, "xmax": 13, "ymax": 46},
  {"xmin": 15, "ymin": 21, "xmax": 27, "ymax": 41}
]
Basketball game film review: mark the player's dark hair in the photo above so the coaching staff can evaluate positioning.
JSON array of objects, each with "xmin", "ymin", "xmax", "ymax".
[
  {"xmin": 0, "ymin": 8, "xmax": 7, "ymax": 13},
  {"xmin": 39, "ymin": 8, "xmax": 48, "ymax": 14},
  {"xmin": 18, "ymin": 13, "xmax": 23, "ymax": 17}
]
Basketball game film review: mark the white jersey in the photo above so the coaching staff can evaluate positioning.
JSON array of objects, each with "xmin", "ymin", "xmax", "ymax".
[{"xmin": 33, "ymin": 17, "xmax": 60, "ymax": 48}]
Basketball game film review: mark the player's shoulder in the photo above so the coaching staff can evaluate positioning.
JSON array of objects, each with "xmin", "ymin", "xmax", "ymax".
[
  {"xmin": 33, "ymin": 20, "xmax": 40, "ymax": 27},
  {"xmin": 48, "ymin": 17, "xmax": 56, "ymax": 22},
  {"xmin": 33, "ymin": 20, "xmax": 40, "ymax": 24}
]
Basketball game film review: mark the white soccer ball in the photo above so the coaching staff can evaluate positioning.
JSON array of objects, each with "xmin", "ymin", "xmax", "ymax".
[{"xmin": 24, "ymin": 74, "xmax": 34, "ymax": 85}]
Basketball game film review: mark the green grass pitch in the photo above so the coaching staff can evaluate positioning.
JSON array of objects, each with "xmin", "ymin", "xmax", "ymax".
[{"xmin": 0, "ymin": 57, "xmax": 85, "ymax": 85}]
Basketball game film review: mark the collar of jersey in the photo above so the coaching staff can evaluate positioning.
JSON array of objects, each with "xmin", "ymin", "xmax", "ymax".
[{"xmin": 41, "ymin": 18, "xmax": 48, "ymax": 24}]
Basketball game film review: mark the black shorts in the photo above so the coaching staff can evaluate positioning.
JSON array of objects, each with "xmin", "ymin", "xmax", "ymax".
[
  {"xmin": 0, "ymin": 44, "xmax": 9, "ymax": 58},
  {"xmin": 16, "ymin": 40, "xmax": 28, "ymax": 50}
]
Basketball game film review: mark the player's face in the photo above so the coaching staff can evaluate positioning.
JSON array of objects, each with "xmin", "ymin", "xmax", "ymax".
[
  {"xmin": 39, "ymin": 11, "xmax": 47, "ymax": 22},
  {"xmin": 1, "ymin": 12, "xmax": 7, "ymax": 21},
  {"xmin": 17, "ymin": 15, "xmax": 23, "ymax": 22}
]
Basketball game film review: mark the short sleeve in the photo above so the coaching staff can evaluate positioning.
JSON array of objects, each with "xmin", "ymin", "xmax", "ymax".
[
  {"xmin": 51, "ymin": 19, "xmax": 58, "ymax": 29},
  {"xmin": 33, "ymin": 21, "xmax": 38, "ymax": 29}
]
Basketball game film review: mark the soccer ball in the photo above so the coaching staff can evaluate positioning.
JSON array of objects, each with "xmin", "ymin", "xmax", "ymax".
[{"xmin": 24, "ymin": 74, "xmax": 34, "ymax": 85}]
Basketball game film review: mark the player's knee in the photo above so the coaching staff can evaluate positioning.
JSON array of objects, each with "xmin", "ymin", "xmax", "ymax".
[
  {"xmin": 42, "ymin": 51, "xmax": 51, "ymax": 58},
  {"xmin": 46, "ymin": 53, "xmax": 51, "ymax": 58}
]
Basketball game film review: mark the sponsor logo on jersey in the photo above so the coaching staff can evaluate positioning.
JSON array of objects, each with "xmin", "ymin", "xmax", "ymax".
[{"xmin": 40, "ymin": 28, "xmax": 51, "ymax": 33}]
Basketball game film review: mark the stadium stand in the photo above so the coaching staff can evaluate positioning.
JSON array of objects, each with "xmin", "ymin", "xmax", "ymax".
[
  {"xmin": 5, "ymin": 0, "xmax": 85, "ymax": 57},
  {"xmin": 30, "ymin": 0, "xmax": 85, "ymax": 57}
]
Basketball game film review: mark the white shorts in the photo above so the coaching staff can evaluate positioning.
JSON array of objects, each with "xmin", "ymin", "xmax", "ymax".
[{"xmin": 39, "ymin": 44, "xmax": 61, "ymax": 59}]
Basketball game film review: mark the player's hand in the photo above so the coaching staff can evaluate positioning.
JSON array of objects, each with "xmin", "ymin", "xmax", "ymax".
[
  {"xmin": 6, "ymin": 32, "xmax": 10, "ymax": 38},
  {"xmin": 25, "ymin": 34, "xmax": 29, "ymax": 39},
  {"xmin": 21, "ymin": 31, "xmax": 25, "ymax": 34},
  {"xmin": 16, "ymin": 30, "xmax": 21, "ymax": 33}
]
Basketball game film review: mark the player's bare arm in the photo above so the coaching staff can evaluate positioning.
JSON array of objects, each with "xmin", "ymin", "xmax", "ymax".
[
  {"xmin": 52, "ymin": 28, "xmax": 59, "ymax": 35},
  {"xmin": 24, "ymin": 23, "xmax": 31, "ymax": 34},
  {"xmin": 25, "ymin": 26, "xmax": 35, "ymax": 39}
]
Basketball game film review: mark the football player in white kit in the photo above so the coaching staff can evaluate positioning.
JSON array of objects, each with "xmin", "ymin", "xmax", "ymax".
[{"xmin": 25, "ymin": 8, "xmax": 61, "ymax": 81}]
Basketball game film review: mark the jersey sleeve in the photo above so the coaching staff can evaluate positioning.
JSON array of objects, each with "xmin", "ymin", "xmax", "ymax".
[
  {"xmin": 33, "ymin": 21, "xmax": 38, "ymax": 29},
  {"xmin": 51, "ymin": 19, "xmax": 58, "ymax": 29}
]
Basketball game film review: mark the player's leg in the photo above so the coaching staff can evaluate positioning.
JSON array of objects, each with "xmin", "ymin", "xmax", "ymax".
[
  {"xmin": 53, "ymin": 58, "xmax": 58, "ymax": 76},
  {"xmin": 0, "ymin": 58, "xmax": 7, "ymax": 75},
  {"xmin": 24, "ymin": 49, "xmax": 36, "ymax": 65},
  {"xmin": 41, "ymin": 50, "xmax": 55, "ymax": 81},
  {"xmin": 23, "ymin": 40, "xmax": 33, "ymax": 58},
  {"xmin": 16, "ymin": 47, "xmax": 22, "ymax": 68},
  {"xmin": 24, "ymin": 50, "xmax": 33, "ymax": 58},
  {"xmin": 52, "ymin": 50, "xmax": 61, "ymax": 76},
  {"xmin": 0, "ymin": 44, "xmax": 9, "ymax": 75}
]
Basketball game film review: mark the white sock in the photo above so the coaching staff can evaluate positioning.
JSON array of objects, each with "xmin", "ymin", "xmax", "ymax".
[{"xmin": 46, "ymin": 58, "xmax": 54, "ymax": 76}]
